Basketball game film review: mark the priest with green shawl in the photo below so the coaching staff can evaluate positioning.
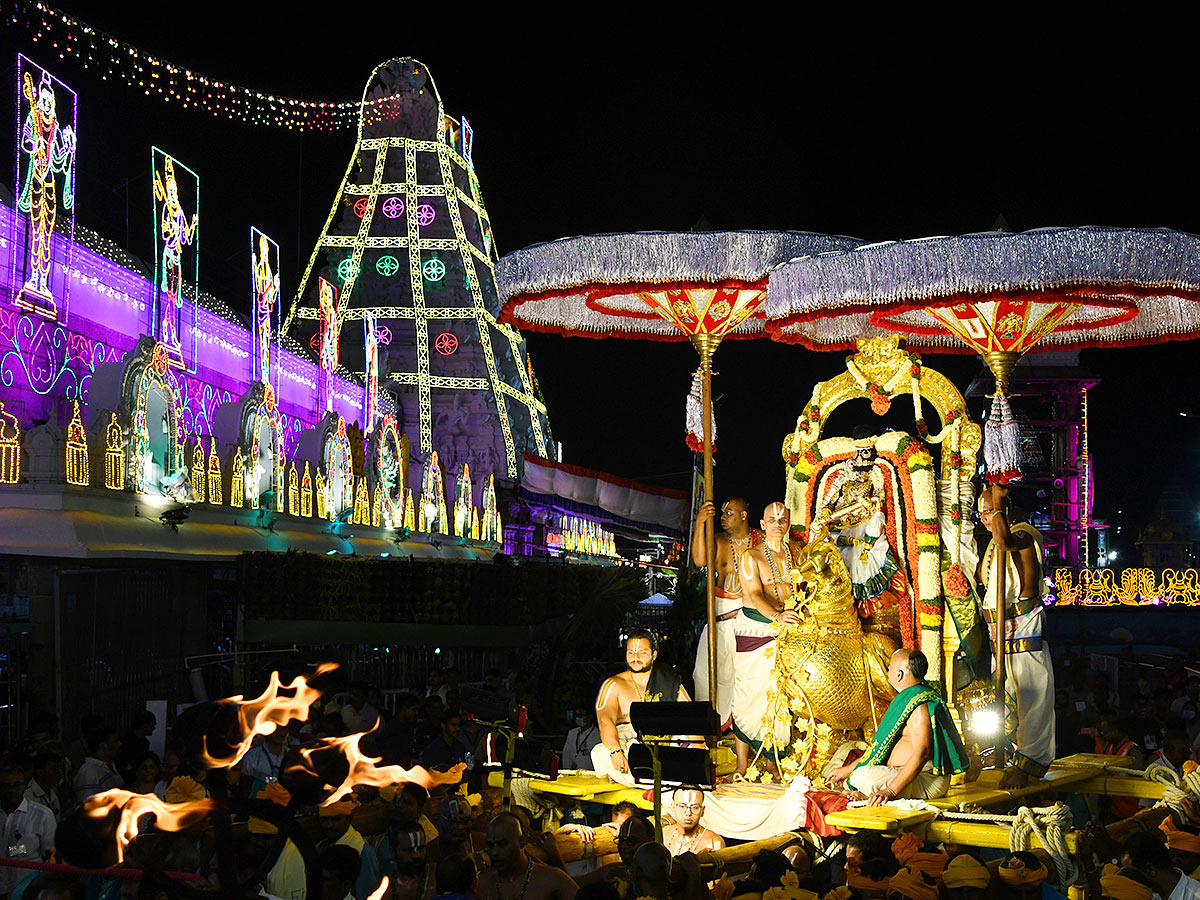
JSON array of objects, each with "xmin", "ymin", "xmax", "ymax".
[{"xmin": 829, "ymin": 648, "xmax": 967, "ymax": 805}]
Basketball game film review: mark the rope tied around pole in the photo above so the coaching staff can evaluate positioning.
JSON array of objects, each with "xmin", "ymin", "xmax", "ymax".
[
  {"xmin": 1147, "ymin": 760, "xmax": 1200, "ymax": 816},
  {"xmin": 936, "ymin": 803, "xmax": 1079, "ymax": 892}
]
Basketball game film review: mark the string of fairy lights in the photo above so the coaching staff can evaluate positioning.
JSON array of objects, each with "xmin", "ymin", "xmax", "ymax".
[{"xmin": 8, "ymin": 1, "xmax": 375, "ymax": 130}]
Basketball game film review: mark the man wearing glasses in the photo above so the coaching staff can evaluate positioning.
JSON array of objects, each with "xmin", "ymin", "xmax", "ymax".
[
  {"xmin": 661, "ymin": 786, "xmax": 724, "ymax": 856},
  {"xmin": 976, "ymin": 484, "xmax": 1055, "ymax": 790}
]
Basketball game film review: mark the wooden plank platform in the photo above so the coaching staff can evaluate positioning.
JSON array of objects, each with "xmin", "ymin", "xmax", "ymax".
[
  {"xmin": 925, "ymin": 765, "xmax": 1098, "ymax": 810},
  {"xmin": 486, "ymin": 771, "xmax": 656, "ymax": 809}
]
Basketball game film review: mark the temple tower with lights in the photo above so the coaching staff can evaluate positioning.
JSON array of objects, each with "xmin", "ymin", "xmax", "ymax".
[{"xmin": 283, "ymin": 58, "xmax": 551, "ymax": 484}]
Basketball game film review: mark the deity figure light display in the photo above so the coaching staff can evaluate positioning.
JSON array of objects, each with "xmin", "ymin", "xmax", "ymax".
[
  {"xmin": 152, "ymin": 149, "xmax": 199, "ymax": 369},
  {"xmin": 14, "ymin": 56, "xmax": 76, "ymax": 322},
  {"xmin": 250, "ymin": 228, "xmax": 280, "ymax": 386},
  {"xmin": 318, "ymin": 276, "xmax": 340, "ymax": 412}
]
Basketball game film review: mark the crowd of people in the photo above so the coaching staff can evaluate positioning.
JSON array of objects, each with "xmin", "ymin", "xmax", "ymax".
[{"xmin": 4, "ymin": 614, "xmax": 1200, "ymax": 899}]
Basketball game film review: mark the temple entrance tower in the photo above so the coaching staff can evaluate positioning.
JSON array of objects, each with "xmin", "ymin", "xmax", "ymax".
[{"xmin": 283, "ymin": 58, "xmax": 550, "ymax": 483}]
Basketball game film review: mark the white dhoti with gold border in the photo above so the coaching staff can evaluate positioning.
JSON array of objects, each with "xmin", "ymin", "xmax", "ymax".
[
  {"xmin": 693, "ymin": 586, "xmax": 742, "ymax": 729},
  {"xmin": 731, "ymin": 608, "xmax": 790, "ymax": 753}
]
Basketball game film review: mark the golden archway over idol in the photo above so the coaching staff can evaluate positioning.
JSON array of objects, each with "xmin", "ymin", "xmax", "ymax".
[{"xmin": 777, "ymin": 337, "xmax": 983, "ymax": 746}]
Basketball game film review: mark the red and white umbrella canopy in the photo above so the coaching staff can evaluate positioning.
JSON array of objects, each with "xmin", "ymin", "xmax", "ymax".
[
  {"xmin": 765, "ymin": 226, "xmax": 1200, "ymax": 352},
  {"xmin": 496, "ymin": 230, "xmax": 863, "ymax": 339}
]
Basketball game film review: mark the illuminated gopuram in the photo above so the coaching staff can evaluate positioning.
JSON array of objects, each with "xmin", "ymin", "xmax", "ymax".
[{"xmin": 283, "ymin": 58, "xmax": 550, "ymax": 482}]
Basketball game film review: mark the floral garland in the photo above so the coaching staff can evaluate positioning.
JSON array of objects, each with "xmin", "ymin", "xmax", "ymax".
[{"xmin": 905, "ymin": 357, "xmax": 971, "ymax": 600}]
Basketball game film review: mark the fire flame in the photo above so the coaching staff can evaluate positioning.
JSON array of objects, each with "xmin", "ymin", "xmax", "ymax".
[
  {"xmin": 367, "ymin": 876, "xmax": 390, "ymax": 900},
  {"xmin": 288, "ymin": 731, "xmax": 466, "ymax": 805},
  {"xmin": 84, "ymin": 790, "xmax": 216, "ymax": 863},
  {"xmin": 200, "ymin": 661, "xmax": 338, "ymax": 767},
  {"xmin": 89, "ymin": 664, "xmax": 467, "ymax": 862}
]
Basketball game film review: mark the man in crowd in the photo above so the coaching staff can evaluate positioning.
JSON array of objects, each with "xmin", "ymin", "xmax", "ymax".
[
  {"xmin": 977, "ymin": 484, "xmax": 1056, "ymax": 789},
  {"xmin": 1092, "ymin": 712, "xmax": 1142, "ymax": 819},
  {"xmin": 1, "ymin": 764, "xmax": 57, "ymax": 896},
  {"xmin": 996, "ymin": 850, "xmax": 1065, "ymax": 900},
  {"xmin": 576, "ymin": 813, "xmax": 654, "ymax": 890},
  {"xmin": 1159, "ymin": 818, "xmax": 1200, "ymax": 880},
  {"xmin": 24, "ymin": 752, "xmax": 63, "ymax": 821},
  {"xmin": 1173, "ymin": 678, "xmax": 1200, "ymax": 717},
  {"xmin": 661, "ymin": 786, "xmax": 723, "ymax": 857},
  {"xmin": 73, "ymin": 726, "xmax": 123, "ymax": 803},
  {"xmin": 561, "ymin": 705, "xmax": 601, "ymax": 771},
  {"xmin": 829, "ymin": 649, "xmax": 967, "ymax": 803},
  {"xmin": 592, "ymin": 629, "xmax": 688, "ymax": 785},
  {"xmin": 242, "ymin": 724, "xmax": 292, "ymax": 791},
  {"xmin": 942, "ymin": 854, "xmax": 991, "ymax": 900},
  {"xmin": 378, "ymin": 692, "xmax": 424, "ymax": 767},
  {"xmin": 1122, "ymin": 832, "xmax": 1200, "ymax": 900},
  {"xmin": 115, "ymin": 710, "xmax": 157, "ymax": 782},
  {"xmin": 342, "ymin": 682, "xmax": 381, "ymax": 734},
  {"xmin": 477, "ymin": 812, "xmax": 578, "ymax": 900},
  {"xmin": 321, "ymin": 844, "xmax": 362, "ymax": 900},
  {"xmin": 690, "ymin": 497, "xmax": 760, "ymax": 729},
  {"xmin": 733, "ymin": 502, "xmax": 803, "ymax": 776},
  {"xmin": 422, "ymin": 708, "xmax": 467, "ymax": 776},
  {"xmin": 317, "ymin": 799, "xmax": 381, "ymax": 900}
]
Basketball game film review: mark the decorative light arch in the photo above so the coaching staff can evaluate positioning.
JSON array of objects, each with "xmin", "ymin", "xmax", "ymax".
[
  {"xmin": 482, "ymin": 473, "xmax": 501, "ymax": 542},
  {"xmin": 420, "ymin": 450, "xmax": 449, "ymax": 534},
  {"xmin": 104, "ymin": 412, "xmax": 123, "ymax": 490},
  {"xmin": 245, "ymin": 383, "xmax": 285, "ymax": 510},
  {"xmin": 454, "ymin": 462, "xmax": 472, "ymax": 537},
  {"xmin": 323, "ymin": 415, "xmax": 354, "ymax": 519},
  {"xmin": 130, "ymin": 342, "xmax": 185, "ymax": 494},
  {"xmin": 64, "ymin": 400, "xmax": 88, "ymax": 485},
  {"xmin": 371, "ymin": 415, "xmax": 407, "ymax": 526},
  {"xmin": 190, "ymin": 439, "xmax": 205, "ymax": 502}
]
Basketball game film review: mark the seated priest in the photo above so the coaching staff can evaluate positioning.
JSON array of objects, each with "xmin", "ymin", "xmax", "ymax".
[
  {"xmin": 592, "ymin": 628, "xmax": 688, "ymax": 785},
  {"xmin": 828, "ymin": 648, "xmax": 967, "ymax": 803}
]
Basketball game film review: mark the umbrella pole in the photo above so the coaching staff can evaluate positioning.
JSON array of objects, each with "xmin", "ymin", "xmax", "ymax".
[
  {"xmin": 982, "ymin": 351, "xmax": 1020, "ymax": 773},
  {"xmin": 692, "ymin": 334, "xmax": 721, "ymax": 714},
  {"xmin": 994, "ymin": 548, "xmax": 1007, "ymax": 769}
]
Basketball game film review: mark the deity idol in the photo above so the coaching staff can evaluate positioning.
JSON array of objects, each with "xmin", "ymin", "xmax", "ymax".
[
  {"xmin": 318, "ymin": 278, "xmax": 340, "ymax": 412},
  {"xmin": 253, "ymin": 233, "xmax": 279, "ymax": 384},
  {"xmin": 154, "ymin": 157, "xmax": 198, "ymax": 361},
  {"xmin": 813, "ymin": 431, "xmax": 910, "ymax": 647},
  {"xmin": 17, "ymin": 69, "xmax": 75, "ymax": 318}
]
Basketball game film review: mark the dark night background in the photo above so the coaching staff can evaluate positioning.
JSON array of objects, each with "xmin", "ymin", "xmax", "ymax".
[{"xmin": 1, "ymin": 12, "xmax": 1195, "ymax": 560}]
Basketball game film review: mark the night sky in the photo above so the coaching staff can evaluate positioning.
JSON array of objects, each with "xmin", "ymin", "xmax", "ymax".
[{"xmin": 2, "ymin": 13, "xmax": 1197, "ymax": 559}]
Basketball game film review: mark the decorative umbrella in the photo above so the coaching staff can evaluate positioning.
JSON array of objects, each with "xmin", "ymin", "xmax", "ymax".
[
  {"xmin": 764, "ymin": 224, "xmax": 1200, "ymax": 765},
  {"xmin": 497, "ymin": 229, "xmax": 862, "ymax": 709}
]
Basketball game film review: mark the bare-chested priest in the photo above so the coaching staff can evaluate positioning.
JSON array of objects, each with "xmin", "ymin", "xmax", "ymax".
[
  {"xmin": 662, "ymin": 786, "xmax": 725, "ymax": 856},
  {"xmin": 591, "ymin": 628, "xmax": 689, "ymax": 785},
  {"xmin": 733, "ymin": 502, "xmax": 803, "ymax": 776},
  {"xmin": 828, "ymin": 649, "xmax": 967, "ymax": 804},
  {"xmin": 691, "ymin": 498, "xmax": 762, "ymax": 729},
  {"xmin": 477, "ymin": 812, "xmax": 578, "ymax": 900}
]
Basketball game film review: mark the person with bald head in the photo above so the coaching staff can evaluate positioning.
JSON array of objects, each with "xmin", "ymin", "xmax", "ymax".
[
  {"xmin": 731, "ymin": 502, "xmax": 804, "ymax": 776},
  {"xmin": 691, "ymin": 496, "xmax": 762, "ymax": 728},
  {"xmin": 477, "ymin": 812, "xmax": 578, "ymax": 900},
  {"xmin": 829, "ymin": 649, "xmax": 967, "ymax": 804},
  {"xmin": 661, "ymin": 786, "xmax": 723, "ymax": 857}
]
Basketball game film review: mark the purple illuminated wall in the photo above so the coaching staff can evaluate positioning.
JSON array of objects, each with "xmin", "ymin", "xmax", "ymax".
[{"xmin": 0, "ymin": 201, "xmax": 365, "ymax": 455}]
